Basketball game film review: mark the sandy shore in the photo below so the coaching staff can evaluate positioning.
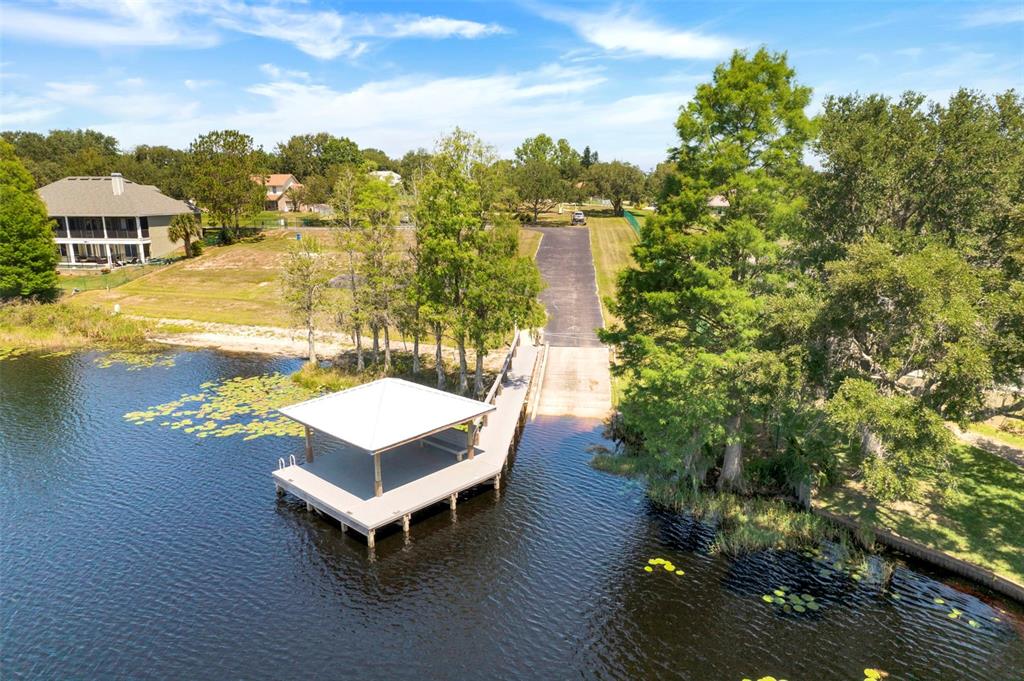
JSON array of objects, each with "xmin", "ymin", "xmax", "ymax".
[{"xmin": 146, "ymin": 318, "xmax": 510, "ymax": 369}]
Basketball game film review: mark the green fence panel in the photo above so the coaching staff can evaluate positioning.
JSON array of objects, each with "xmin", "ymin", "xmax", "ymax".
[{"xmin": 623, "ymin": 210, "xmax": 642, "ymax": 237}]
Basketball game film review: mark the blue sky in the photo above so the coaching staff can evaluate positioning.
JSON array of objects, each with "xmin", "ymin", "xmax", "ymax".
[{"xmin": 0, "ymin": 1, "xmax": 1021, "ymax": 168}]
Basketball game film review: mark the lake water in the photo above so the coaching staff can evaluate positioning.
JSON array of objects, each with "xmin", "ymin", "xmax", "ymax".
[{"xmin": 2, "ymin": 349, "xmax": 1022, "ymax": 680}]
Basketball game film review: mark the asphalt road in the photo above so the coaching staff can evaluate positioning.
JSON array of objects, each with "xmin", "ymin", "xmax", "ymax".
[{"xmin": 532, "ymin": 226, "xmax": 605, "ymax": 348}]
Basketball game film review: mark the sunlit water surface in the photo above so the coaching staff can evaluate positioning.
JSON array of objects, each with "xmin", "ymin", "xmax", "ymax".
[{"xmin": 2, "ymin": 350, "xmax": 1022, "ymax": 680}]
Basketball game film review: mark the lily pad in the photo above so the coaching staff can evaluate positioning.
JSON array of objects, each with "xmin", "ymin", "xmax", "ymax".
[
  {"xmin": 773, "ymin": 589, "xmax": 786, "ymax": 597},
  {"xmin": 644, "ymin": 566, "xmax": 653, "ymax": 573},
  {"xmin": 933, "ymin": 597, "xmax": 945, "ymax": 605}
]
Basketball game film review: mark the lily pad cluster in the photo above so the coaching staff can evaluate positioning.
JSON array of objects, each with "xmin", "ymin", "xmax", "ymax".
[
  {"xmin": 808, "ymin": 550, "xmax": 870, "ymax": 583},
  {"xmin": 741, "ymin": 675, "xmax": 789, "ymax": 681},
  {"xmin": 760, "ymin": 586, "xmax": 820, "ymax": 613},
  {"xmin": 863, "ymin": 668, "xmax": 889, "ymax": 680},
  {"xmin": 124, "ymin": 373, "xmax": 317, "ymax": 440},
  {"xmin": 95, "ymin": 351, "xmax": 176, "ymax": 370},
  {"xmin": 644, "ymin": 557, "xmax": 684, "ymax": 576},
  {"xmin": 933, "ymin": 599, "xmax": 983, "ymax": 629}
]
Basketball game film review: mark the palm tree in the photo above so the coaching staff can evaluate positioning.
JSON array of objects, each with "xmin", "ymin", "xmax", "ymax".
[{"xmin": 168, "ymin": 213, "xmax": 204, "ymax": 257}]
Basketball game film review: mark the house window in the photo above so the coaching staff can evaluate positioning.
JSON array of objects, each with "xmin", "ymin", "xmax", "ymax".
[
  {"xmin": 139, "ymin": 217, "xmax": 149, "ymax": 237},
  {"xmin": 68, "ymin": 216, "xmax": 104, "ymax": 239},
  {"xmin": 106, "ymin": 217, "xmax": 137, "ymax": 238}
]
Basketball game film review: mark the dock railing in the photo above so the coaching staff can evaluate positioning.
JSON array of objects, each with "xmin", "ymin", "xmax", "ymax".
[{"xmin": 484, "ymin": 328, "xmax": 522, "ymax": 406}]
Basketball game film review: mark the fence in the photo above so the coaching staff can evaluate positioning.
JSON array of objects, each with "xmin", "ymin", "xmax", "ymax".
[
  {"xmin": 623, "ymin": 210, "xmax": 642, "ymax": 237},
  {"xmin": 59, "ymin": 262, "xmax": 166, "ymax": 293}
]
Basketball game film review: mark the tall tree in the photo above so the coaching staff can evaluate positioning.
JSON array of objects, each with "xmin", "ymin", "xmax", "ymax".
[
  {"xmin": 187, "ymin": 130, "xmax": 265, "ymax": 242},
  {"xmin": 355, "ymin": 176, "xmax": 402, "ymax": 369},
  {"xmin": 280, "ymin": 237, "xmax": 332, "ymax": 363},
  {"xmin": 415, "ymin": 129, "xmax": 490, "ymax": 392},
  {"xmin": 587, "ymin": 161, "xmax": 646, "ymax": 216},
  {"xmin": 0, "ymin": 140, "xmax": 59, "ymax": 300},
  {"xmin": 604, "ymin": 48, "xmax": 814, "ymax": 492},
  {"xmin": 513, "ymin": 134, "xmax": 570, "ymax": 223},
  {"xmin": 330, "ymin": 164, "xmax": 369, "ymax": 369}
]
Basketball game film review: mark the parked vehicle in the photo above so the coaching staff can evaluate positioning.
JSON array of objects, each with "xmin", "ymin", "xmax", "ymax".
[{"xmin": 571, "ymin": 210, "xmax": 587, "ymax": 225}]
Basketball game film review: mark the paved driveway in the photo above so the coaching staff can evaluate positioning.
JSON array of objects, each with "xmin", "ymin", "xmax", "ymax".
[{"xmin": 532, "ymin": 226, "xmax": 605, "ymax": 348}]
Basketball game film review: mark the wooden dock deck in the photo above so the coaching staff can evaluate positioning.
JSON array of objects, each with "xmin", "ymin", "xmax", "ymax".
[{"xmin": 273, "ymin": 335, "xmax": 539, "ymax": 546}]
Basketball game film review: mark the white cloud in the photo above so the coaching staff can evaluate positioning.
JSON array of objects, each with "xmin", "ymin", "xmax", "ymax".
[
  {"xmin": 539, "ymin": 5, "xmax": 738, "ymax": 60},
  {"xmin": 184, "ymin": 79, "xmax": 218, "ymax": 91},
  {"xmin": 0, "ymin": 2, "xmax": 218, "ymax": 49},
  {"xmin": 962, "ymin": 5, "xmax": 1024, "ymax": 27},
  {"xmin": 45, "ymin": 81, "xmax": 99, "ymax": 99},
  {"xmin": 259, "ymin": 64, "xmax": 311, "ymax": 82},
  {"xmin": 79, "ymin": 62, "xmax": 681, "ymax": 168},
  {"xmin": 387, "ymin": 16, "xmax": 506, "ymax": 39},
  {"xmin": 0, "ymin": 93, "xmax": 60, "ymax": 125},
  {"xmin": 0, "ymin": 1, "xmax": 507, "ymax": 60}
]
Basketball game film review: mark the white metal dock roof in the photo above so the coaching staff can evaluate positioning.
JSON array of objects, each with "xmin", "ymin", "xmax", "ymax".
[{"xmin": 277, "ymin": 377, "xmax": 495, "ymax": 453}]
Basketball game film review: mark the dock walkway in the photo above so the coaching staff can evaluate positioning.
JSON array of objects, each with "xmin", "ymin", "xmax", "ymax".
[{"xmin": 273, "ymin": 336, "xmax": 539, "ymax": 545}]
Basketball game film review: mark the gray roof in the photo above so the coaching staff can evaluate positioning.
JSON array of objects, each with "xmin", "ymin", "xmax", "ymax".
[{"xmin": 38, "ymin": 176, "xmax": 192, "ymax": 217}]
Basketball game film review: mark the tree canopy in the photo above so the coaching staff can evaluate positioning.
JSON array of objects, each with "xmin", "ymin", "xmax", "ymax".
[{"xmin": 0, "ymin": 139, "xmax": 59, "ymax": 300}]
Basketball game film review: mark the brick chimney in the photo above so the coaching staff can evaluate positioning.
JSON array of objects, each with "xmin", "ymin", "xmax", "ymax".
[{"xmin": 111, "ymin": 172, "xmax": 125, "ymax": 196}]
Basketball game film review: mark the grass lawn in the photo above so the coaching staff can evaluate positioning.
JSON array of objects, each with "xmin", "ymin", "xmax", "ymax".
[
  {"xmin": 969, "ymin": 421, "xmax": 1024, "ymax": 449},
  {"xmin": 518, "ymin": 227, "xmax": 543, "ymax": 259},
  {"xmin": 588, "ymin": 211, "xmax": 637, "ymax": 325},
  {"xmin": 58, "ymin": 263, "xmax": 172, "ymax": 292},
  {"xmin": 815, "ymin": 443, "xmax": 1024, "ymax": 584},
  {"xmin": 587, "ymin": 211, "xmax": 638, "ymax": 406},
  {"xmin": 69, "ymin": 229, "xmax": 340, "ymax": 327},
  {"xmin": 70, "ymin": 225, "xmax": 545, "ymax": 328}
]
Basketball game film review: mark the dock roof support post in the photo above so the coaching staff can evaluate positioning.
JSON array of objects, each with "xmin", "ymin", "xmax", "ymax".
[
  {"xmin": 466, "ymin": 421, "xmax": 476, "ymax": 460},
  {"xmin": 304, "ymin": 426, "xmax": 314, "ymax": 463},
  {"xmin": 367, "ymin": 528, "xmax": 375, "ymax": 549},
  {"xmin": 374, "ymin": 451, "xmax": 383, "ymax": 497}
]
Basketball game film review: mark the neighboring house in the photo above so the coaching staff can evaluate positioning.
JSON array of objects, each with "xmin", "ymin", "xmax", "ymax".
[
  {"xmin": 708, "ymin": 195, "xmax": 730, "ymax": 214},
  {"xmin": 253, "ymin": 173, "xmax": 305, "ymax": 212},
  {"xmin": 369, "ymin": 170, "xmax": 402, "ymax": 187},
  {"xmin": 38, "ymin": 173, "xmax": 193, "ymax": 267}
]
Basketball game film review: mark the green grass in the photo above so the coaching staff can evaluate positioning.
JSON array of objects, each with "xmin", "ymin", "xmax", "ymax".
[
  {"xmin": 816, "ymin": 443, "xmax": 1024, "ymax": 584},
  {"xmin": 969, "ymin": 421, "xmax": 1024, "ymax": 449},
  {"xmin": 59, "ymin": 263, "xmax": 171, "ymax": 292},
  {"xmin": 70, "ymin": 228, "xmax": 343, "ymax": 327},
  {"xmin": 518, "ymin": 227, "xmax": 543, "ymax": 259},
  {"xmin": 71, "ymin": 225, "xmax": 538, "ymax": 329},
  {"xmin": 587, "ymin": 211, "xmax": 637, "ymax": 326},
  {"xmin": 0, "ymin": 301, "xmax": 152, "ymax": 350}
]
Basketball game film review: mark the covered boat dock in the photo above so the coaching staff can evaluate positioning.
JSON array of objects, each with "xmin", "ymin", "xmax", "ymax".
[{"xmin": 273, "ymin": 334, "xmax": 539, "ymax": 547}]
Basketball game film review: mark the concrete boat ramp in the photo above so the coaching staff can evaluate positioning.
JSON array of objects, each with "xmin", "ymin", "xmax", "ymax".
[{"xmin": 273, "ymin": 334, "xmax": 539, "ymax": 547}]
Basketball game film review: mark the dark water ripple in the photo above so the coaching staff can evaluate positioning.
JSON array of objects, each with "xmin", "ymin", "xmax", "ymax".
[{"xmin": 2, "ymin": 351, "xmax": 1022, "ymax": 680}]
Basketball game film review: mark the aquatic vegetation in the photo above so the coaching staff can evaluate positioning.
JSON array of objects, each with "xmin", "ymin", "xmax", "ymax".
[
  {"xmin": 644, "ymin": 557, "xmax": 684, "ymax": 577},
  {"xmin": 0, "ymin": 301, "xmax": 150, "ymax": 349},
  {"xmin": 38, "ymin": 350, "xmax": 74, "ymax": 358},
  {"xmin": 863, "ymin": 669, "xmax": 888, "ymax": 680},
  {"xmin": 741, "ymin": 676, "xmax": 789, "ymax": 681},
  {"xmin": 124, "ymin": 373, "xmax": 317, "ymax": 440},
  {"xmin": 760, "ymin": 586, "xmax": 819, "ymax": 613},
  {"xmin": 0, "ymin": 346, "xmax": 26, "ymax": 361},
  {"xmin": 95, "ymin": 351, "xmax": 176, "ymax": 370}
]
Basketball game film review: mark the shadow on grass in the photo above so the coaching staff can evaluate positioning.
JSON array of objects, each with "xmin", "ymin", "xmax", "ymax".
[{"xmin": 817, "ymin": 443, "xmax": 1024, "ymax": 583}]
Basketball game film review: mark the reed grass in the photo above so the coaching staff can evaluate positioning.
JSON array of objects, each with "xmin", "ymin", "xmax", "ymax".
[{"xmin": 0, "ymin": 301, "xmax": 151, "ymax": 350}]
